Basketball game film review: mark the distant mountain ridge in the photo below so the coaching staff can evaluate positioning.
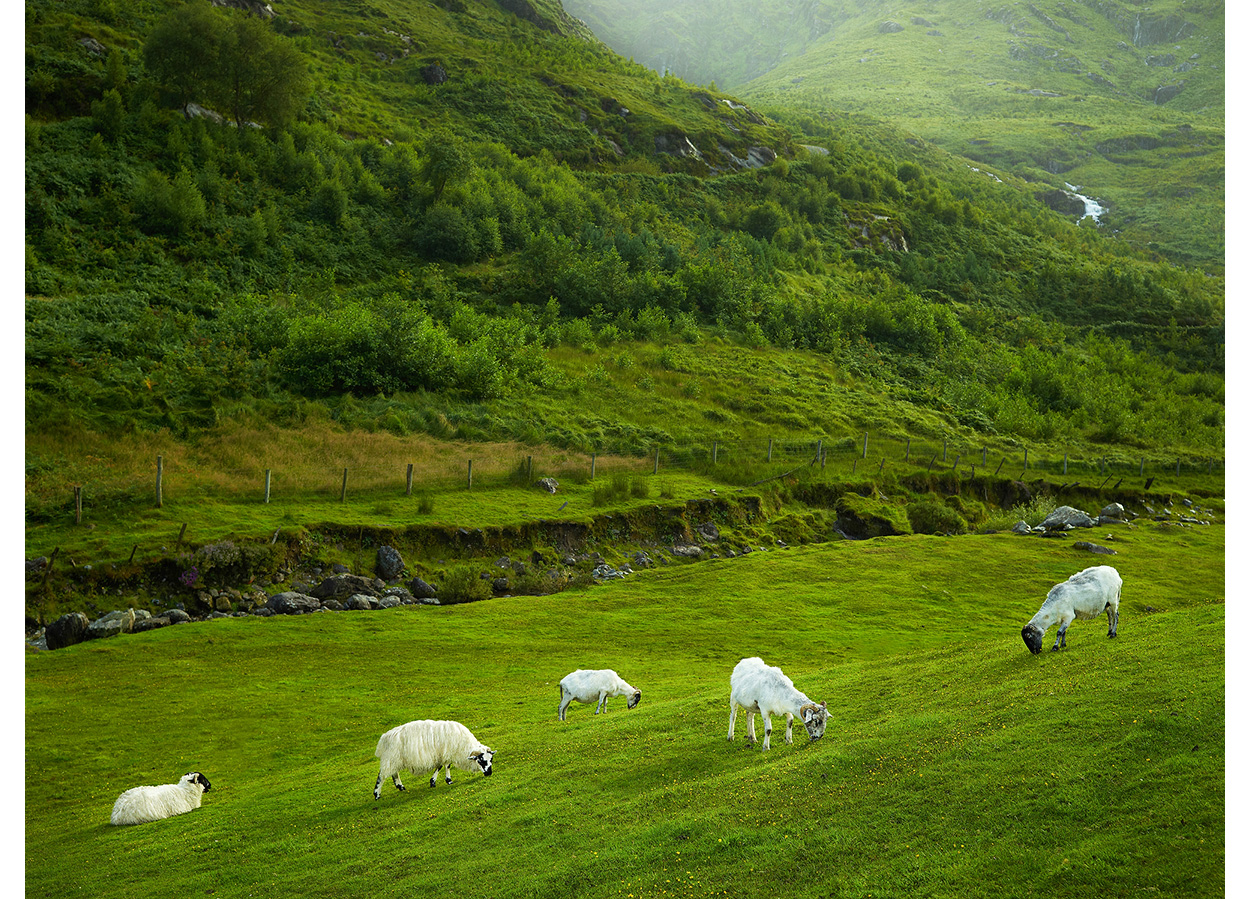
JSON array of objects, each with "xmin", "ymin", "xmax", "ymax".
[{"xmin": 559, "ymin": 0, "xmax": 1225, "ymax": 270}]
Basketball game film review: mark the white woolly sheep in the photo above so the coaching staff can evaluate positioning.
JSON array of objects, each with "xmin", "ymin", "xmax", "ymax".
[
  {"xmin": 110, "ymin": 772, "xmax": 211, "ymax": 826},
  {"xmin": 727, "ymin": 657, "xmax": 827, "ymax": 751},
  {"xmin": 373, "ymin": 720, "xmax": 494, "ymax": 800},
  {"xmin": 1021, "ymin": 565, "xmax": 1122, "ymax": 654},
  {"xmin": 557, "ymin": 669, "xmax": 641, "ymax": 721}
]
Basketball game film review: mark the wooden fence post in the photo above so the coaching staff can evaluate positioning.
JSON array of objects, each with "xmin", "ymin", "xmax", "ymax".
[
  {"xmin": 264, "ymin": 469, "xmax": 272, "ymax": 504},
  {"xmin": 862, "ymin": 432, "xmax": 868, "ymax": 459},
  {"xmin": 1140, "ymin": 457, "xmax": 1145, "ymax": 476},
  {"xmin": 712, "ymin": 441, "xmax": 718, "ymax": 464},
  {"xmin": 468, "ymin": 460, "xmax": 473, "ymax": 490},
  {"xmin": 176, "ymin": 523, "xmax": 187, "ymax": 548},
  {"xmin": 994, "ymin": 458, "xmax": 1005, "ymax": 477},
  {"xmin": 1023, "ymin": 448, "xmax": 1029, "ymax": 470},
  {"xmin": 156, "ymin": 455, "xmax": 163, "ymax": 508},
  {"xmin": 527, "ymin": 456, "xmax": 533, "ymax": 481},
  {"xmin": 653, "ymin": 447, "xmax": 660, "ymax": 475},
  {"xmin": 942, "ymin": 440, "xmax": 947, "ymax": 463},
  {"xmin": 767, "ymin": 438, "xmax": 773, "ymax": 462},
  {"xmin": 952, "ymin": 454, "xmax": 961, "ymax": 471},
  {"xmin": 405, "ymin": 464, "xmax": 413, "ymax": 496},
  {"xmin": 590, "ymin": 453, "xmax": 597, "ymax": 480},
  {"xmin": 904, "ymin": 437, "xmax": 911, "ymax": 463},
  {"xmin": 340, "ymin": 468, "xmax": 348, "ymax": 502},
  {"xmin": 1063, "ymin": 454, "xmax": 1068, "ymax": 476},
  {"xmin": 982, "ymin": 447, "xmax": 987, "ymax": 466},
  {"xmin": 816, "ymin": 439, "xmax": 823, "ymax": 468},
  {"xmin": 74, "ymin": 486, "xmax": 82, "ymax": 524},
  {"xmin": 878, "ymin": 458, "xmax": 885, "ymax": 475},
  {"xmin": 928, "ymin": 454, "xmax": 937, "ymax": 472}
]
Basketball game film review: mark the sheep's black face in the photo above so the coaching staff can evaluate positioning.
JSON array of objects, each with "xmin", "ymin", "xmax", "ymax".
[
  {"xmin": 801, "ymin": 703, "xmax": 828, "ymax": 741},
  {"xmin": 472, "ymin": 750, "xmax": 494, "ymax": 777},
  {"xmin": 1021, "ymin": 625, "xmax": 1044, "ymax": 655},
  {"xmin": 188, "ymin": 772, "xmax": 211, "ymax": 791},
  {"xmin": 628, "ymin": 691, "xmax": 641, "ymax": 710}
]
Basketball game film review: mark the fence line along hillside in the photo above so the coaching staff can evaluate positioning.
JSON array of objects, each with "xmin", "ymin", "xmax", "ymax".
[{"xmin": 30, "ymin": 430, "xmax": 1224, "ymax": 525}]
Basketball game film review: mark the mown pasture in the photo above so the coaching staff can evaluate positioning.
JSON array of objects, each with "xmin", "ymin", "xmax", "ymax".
[{"xmin": 25, "ymin": 523, "xmax": 1224, "ymax": 898}]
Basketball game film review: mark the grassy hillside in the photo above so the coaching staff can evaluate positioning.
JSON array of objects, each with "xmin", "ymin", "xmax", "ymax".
[
  {"xmin": 560, "ymin": 0, "xmax": 1225, "ymax": 271},
  {"xmin": 25, "ymin": 525, "xmax": 1224, "ymax": 898},
  {"xmin": 24, "ymin": 0, "xmax": 1223, "ymax": 612}
]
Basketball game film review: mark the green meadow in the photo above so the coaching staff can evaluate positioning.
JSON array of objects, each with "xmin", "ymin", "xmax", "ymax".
[{"xmin": 26, "ymin": 522, "xmax": 1224, "ymax": 898}]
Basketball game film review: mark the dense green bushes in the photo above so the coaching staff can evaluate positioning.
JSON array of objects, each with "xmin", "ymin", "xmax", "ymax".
[{"xmin": 23, "ymin": 0, "xmax": 1223, "ymax": 457}]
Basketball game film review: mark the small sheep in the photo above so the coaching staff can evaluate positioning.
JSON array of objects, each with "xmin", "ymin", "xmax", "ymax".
[
  {"xmin": 727, "ymin": 657, "xmax": 827, "ymax": 751},
  {"xmin": 373, "ymin": 720, "xmax": 494, "ymax": 800},
  {"xmin": 1022, "ymin": 564, "xmax": 1122, "ymax": 654},
  {"xmin": 110, "ymin": 772, "xmax": 211, "ymax": 826},
  {"xmin": 557, "ymin": 669, "xmax": 641, "ymax": 721}
]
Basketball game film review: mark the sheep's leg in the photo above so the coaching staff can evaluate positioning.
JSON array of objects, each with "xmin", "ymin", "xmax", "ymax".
[
  {"xmin": 727, "ymin": 703, "xmax": 738, "ymax": 741},
  {"xmin": 746, "ymin": 710, "xmax": 757, "ymax": 744},
  {"xmin": 761, "ymin": 711, "xmax": 773, "ymax": 750},
  {"xmin": 373, "ymin": 772, "xmax": 385, "ymax": 800},
  {"xmin": 595, "ymin": 691, "xmax": 607, "ymax": 714},
  {"xmin": 558, "ymin": 690, "xmax": 573, "ymax": 721},
  {"xmin": 443, "ymin": 763, "xmax": 453, "ymax": 786},
  {"xmin": 784, "ymin": 712, "xmax": 794, "ymax": 745},
  {"xmin": 392, "ymin": 772, "xmax": 406, "ymax": 793},
  {"xmin": 1107, "ymin": 604, "xmax": 1119, "ymax": 638},
  {"xmin": 1052, "ymin": 612, "xmax": 1074, "ymax": 651}
]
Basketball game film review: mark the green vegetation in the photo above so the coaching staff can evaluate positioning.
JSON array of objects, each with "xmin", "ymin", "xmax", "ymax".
[
  {"xmin": 26, "ymin": 525, "xmax": 1224, "ymax": 898},
  {"xmin": 561, "ymin": 0, "xmax": 1226, "ymax": 272}
]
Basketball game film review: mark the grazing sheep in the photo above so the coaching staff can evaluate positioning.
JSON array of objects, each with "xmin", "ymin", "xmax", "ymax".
[
  {"xmin": 1021, "ymin": 565, "xmax": 1122, "ymax": 654},
  {"xmin": 727, "ymin": 657, "xmax": 827, "ymax": 751},
  {"xmin": 373, "ymin": 720, "xmax": 494, "ymax": 800},
  {"xmin": 557, "ymin": 669, "xmax": 642, "ymax": 721},
  {"xmin": 110, "ymin": 772, "xmax": 211, "ymax": 825}
]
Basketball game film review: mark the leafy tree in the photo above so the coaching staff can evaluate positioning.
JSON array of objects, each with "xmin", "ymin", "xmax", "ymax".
[
  {"xmin": 420, "ymin": 131, "xmax": 471, "ymax": 204},
  {"xmin": 143, "ymin": 4, "xmax": 309, "ymax": 127},
  {"xmin": 217, "ymin": 14, "xmax": 310, "ymax": 128},
  {"xmin": 142, "ymin": 3, "xmax": 229, "ymax": 114}
]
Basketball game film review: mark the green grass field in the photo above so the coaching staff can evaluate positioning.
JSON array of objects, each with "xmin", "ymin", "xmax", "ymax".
[{"xmin": 25, "ymin": 521, "xmax": 1223, "ymax": 898}]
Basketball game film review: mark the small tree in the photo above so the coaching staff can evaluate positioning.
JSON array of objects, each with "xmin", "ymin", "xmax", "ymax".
[
  {"xmin": 218, "ymin": 14, "xmax": 310, "ymax": 127},
  {"xmin": 142, "ymin": 3, "xmax": 229, "ymax": 114}
]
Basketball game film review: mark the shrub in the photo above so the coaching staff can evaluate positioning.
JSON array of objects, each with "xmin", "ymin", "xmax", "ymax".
[
  {"xmin": 906, "ymin": 496, "xmax": 969, "ymax": 535},
  {"xmin": 438, "ymin": 566, "xmax": 492, "ymax": 604}
]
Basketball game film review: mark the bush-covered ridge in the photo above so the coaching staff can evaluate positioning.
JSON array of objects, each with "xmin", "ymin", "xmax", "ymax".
[{"xmin": 25, "ymin": 0, "xmax": 1223, "ymax": 478}]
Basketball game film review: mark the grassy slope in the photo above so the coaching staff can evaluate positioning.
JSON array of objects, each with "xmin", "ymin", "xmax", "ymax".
[
  {"xmin": 560, "ymin": 0, "xmax": 1225, "ymax": 271},
  {"xmin": 26, "ymin": 524, "xmax": 1224, "ymax": 898}
]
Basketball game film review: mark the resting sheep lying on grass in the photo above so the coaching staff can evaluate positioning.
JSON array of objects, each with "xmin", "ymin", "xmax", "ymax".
[
  {"xmin": 1021, "ymin": 565, "xmax": 1122, "ymax": 654},
  {"xmin": 110, "ymin": 772, "xmax": 211, "ymax": 825},
  {"xmin": 727, "ymin": 657, "xmax": 827, "ymax": 751},
  {"xmin": 373, "ymin": 720, "xmax": 494, "ymax": 799},
  {"xmin": 557, "ymin": 669, "xmax": 641, "ymax": 721}
]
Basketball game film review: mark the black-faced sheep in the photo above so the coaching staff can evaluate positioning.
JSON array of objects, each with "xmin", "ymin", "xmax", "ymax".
[
  {"xmin": 1022, "ymin": 564, "xmax": 1122, "ymax": 654},
  {"xmin": 110, "ymin": 772, "xmax": 211, "ymax": 825},
  {"xmin": 557, "ymin": 669, "xmax": 641, "ymax": 721},
  {"xmin": 727, "ymin": 657, "xmax": 827, "ymax": 751},
  {"xmin": 373, "ymin": 720, "xmax": 494, "ymax": 800}
]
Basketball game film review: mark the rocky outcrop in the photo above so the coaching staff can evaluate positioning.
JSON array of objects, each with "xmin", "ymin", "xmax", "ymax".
[
  {"xmin": 1036, "ymin": 188, "xmax": 1087, "ymax": 217},
  {"xmin": 45, "ymin": 612, "xmax": 90, "ymax": 650},
  {"xmin": 1152, "ymin": 83, "xmax": 1185, "ymax": 105},
  {"xmin": 375, "ymin": 546, "xmax": 405, "ymax": 581},
  {"xmin": 309, "ymin": 574, "xmax": 384, "ymax": 600},
  {"xmin": 1039, "ymin": 505, "xmax": 1097, "ymax": 531}
]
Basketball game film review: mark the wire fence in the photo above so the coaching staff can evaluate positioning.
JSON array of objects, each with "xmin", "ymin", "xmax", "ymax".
[{"xmin": 38, "ymin": 432, "xmax": 1225, "ymax": 523}]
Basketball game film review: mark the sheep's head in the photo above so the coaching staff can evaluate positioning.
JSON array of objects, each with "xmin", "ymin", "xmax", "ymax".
[
  {"xmin": 627, "ymin": 690, "xmax": 642, "ymax": 710},
  {"xmin": 185, "ymin": 772, "xmax": 211, "ymax": 792},
  {"xmin": 1021, "ymin": 624, "xmax": 1045, "ymax": 654},
  {"xmin": 469, "ymin": 749, "xmax": 494, "ymax": 777},
  {"xmin": 799, "ymin": 702, "xmax": 828, "ymax": 740}
]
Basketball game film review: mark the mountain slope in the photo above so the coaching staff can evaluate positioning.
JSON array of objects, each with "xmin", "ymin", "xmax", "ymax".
[{"xmin": 558, "ymin": 0, "xmax": 1225, "ymax": 271}]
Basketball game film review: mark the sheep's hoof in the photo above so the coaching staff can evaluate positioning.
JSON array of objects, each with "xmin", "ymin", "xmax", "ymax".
[{"xmin": 396, "ymin": 784, "xmax": 405, "ymax": 792}]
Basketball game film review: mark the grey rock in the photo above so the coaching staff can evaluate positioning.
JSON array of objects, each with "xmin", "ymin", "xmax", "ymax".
[
  {"xmin": 879, "ymin": 21, "xmax": 904, "ymax": 33},
  {"xmin": 407, "ymin": 577, "xmax": 438, "ymax": 599},
  {"xmin": 671, "ymin": 543, "xmax": 703, "ymax": 558},
  {"xmin": 345, "ymin": 594, "xmax": 376, "ymax": 611},
  {"xmin": 377, "ymin": 595, "xmax": 404, "ymax": 609},
  {"xmin": 696, "ymin": 522, "xmax": 720, "ymax": 542},
  {"xmin": 376, "ymin": 545, "xmax": 405, "ymax": 580},
  {"xmin": 1073, "ymin": 541, "xmax": 1117, "ymax": 555},
  {"xmin": 267, "ymin": 592, "xmax": 322, "ymax": 615},
  {"xmin": 310, "ymin": 574, "xmax": 382, "ymax": 600},
  {"xmin": 88, "ymin": 609, "xmax": 136, "ymax": 639},
  {"xmin": 1011, "ymin": 520, "xmax": 1034, "ymax": 535},
  {"xmin": 45, "ymin": 612, "xmax": 91, "ymax": 650},
  {"xmin": 1099, "ymin": 502, "xmax": 1126, "ymax": 520},
  {"xmin": 535, "ymin": 477, "xmax": 559, "ymax": 494},
  {"xmin": 1040, "ymin": 505, "xmax": 1096, "ymax": 531},
  {"xmin": 167, "ymin": 608, "xmax": 192, "ymax": 624}
]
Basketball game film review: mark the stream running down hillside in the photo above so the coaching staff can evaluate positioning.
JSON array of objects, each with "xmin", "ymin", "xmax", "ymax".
[{"xmin": 1065, "ymin": 183, "xmax": 1107, "ymax": 223}]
